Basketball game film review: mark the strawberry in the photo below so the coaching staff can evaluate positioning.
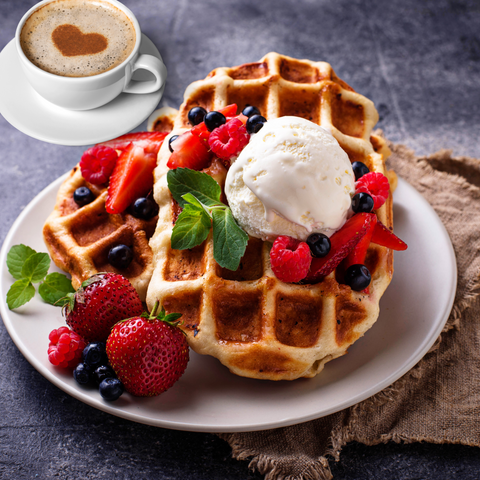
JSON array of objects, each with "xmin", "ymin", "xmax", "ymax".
[
  {"xmin": 105, "ymin": 143, "xmax": 157, "ymax": 214},
  {"xmin": 345, "ymin": 214, "xmax": 378, "ymax": 267},
  {"xmin": 217, "ymin": 104, "xmax": 238, "ymax": 117},
  {"xmin": 234, "ymin": 113, "xmax": 249, "ymax": 125},
  {"xmin": 166, "ymin": 131, "xmax": 212, "ymax": 170},
  {"xmin": 64, "ymin": 273, "xmax": 143, "ymax": 343},
  {"xmin": 191, "ymin": 121, "xmax": 211, "ymax": 144},
  {"xmin": 304, "ymin": 213, "xmax": 376, "ymax": 282},
  {"xmin": 97, "ymin": 131, "xmax": 168, "ymax": 155},
  {"xmin": 371, "ymin": 220, "xmax": 408, "ymax": 251},
  {"xmin": 106, "ymin": 302, "xmax": 189, "ymax": 397}
]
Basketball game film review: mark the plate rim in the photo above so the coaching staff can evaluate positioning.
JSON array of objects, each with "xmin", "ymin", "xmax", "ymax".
[{"xmin": 0, "ymin": 174, "xmax": 457, "ymax": 432}]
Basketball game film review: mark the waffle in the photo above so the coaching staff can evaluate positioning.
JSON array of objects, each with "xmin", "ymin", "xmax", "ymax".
[
  {"xmin": 43, "ymin": 107, "xmax": 178, "ymax": 301},
  {"xmin": 146, "ymin": 52, "xmax": 396, "ymax": 380}
]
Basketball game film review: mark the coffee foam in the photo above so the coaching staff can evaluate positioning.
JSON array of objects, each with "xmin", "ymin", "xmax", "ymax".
[{"xmin": 20, "ymin": 0, "xmax": 136, "ymax": 77}]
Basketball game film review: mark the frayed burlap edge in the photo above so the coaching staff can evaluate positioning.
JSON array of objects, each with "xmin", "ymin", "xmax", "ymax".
[
  {"xmin": 218, "ymin": 432, "xmax": 334, "ymax": 480},
  {"xmin": 216, "ymin": 143, "xmax": 480, "ymax": 480}
]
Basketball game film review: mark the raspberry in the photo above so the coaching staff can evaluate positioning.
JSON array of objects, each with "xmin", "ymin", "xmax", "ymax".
[
  {"xmin": 80, "ymin": 145, "xmax": 118, "ymax": 184},
  {"xmin": 48, "ymin": 326, "xmax": 86, "ymax": 369},
  {"xmin": 208, "ymin": 118, "xmax": 250, "ymax": 164},
  {"xmin": 269, "ymin": 236, "xmax": 312, "ymax": 283},
  {"xmin": 355, "ymin": 172, "xmax": 390, "ymax": 210}
]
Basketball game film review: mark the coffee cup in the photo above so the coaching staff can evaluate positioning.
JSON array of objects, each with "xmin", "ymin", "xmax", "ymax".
[{"xmin": 15, "ymin": 0, "xmax": 167, "ymax": 111}]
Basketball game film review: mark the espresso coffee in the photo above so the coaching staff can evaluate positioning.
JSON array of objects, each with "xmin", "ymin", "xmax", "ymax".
[{"xmin": 20, "ymin": 0, "xmax": 136, "ymax": 77}]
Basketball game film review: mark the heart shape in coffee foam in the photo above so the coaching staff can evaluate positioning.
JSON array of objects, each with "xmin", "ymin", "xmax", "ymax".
[{"xmin": 52, "ymin": 24, "xmax": 108, "ymax": 57}]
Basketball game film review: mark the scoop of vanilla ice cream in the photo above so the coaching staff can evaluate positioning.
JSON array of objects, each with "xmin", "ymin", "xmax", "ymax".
[{"xmin": 224, "ymin": 116, "xmax": 355, "ymax": 242}]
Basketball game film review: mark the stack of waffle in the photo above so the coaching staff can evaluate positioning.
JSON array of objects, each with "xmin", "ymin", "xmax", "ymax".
[{"xmin": 146, "ymin": 52, "xmax": 396, "ymax": 380}]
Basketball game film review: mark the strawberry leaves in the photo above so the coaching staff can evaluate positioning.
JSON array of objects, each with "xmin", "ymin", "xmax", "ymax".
[
  {"xmin": 167, "ymin": 168, "xmax": 248, "ymax": 271},
  {"xmin": 147, "ymin": 301, "xmax": 183, "ymax": 326},
  {"xmin": 6, "ymin": 244, "xmax": 74, "ymax": 310}
]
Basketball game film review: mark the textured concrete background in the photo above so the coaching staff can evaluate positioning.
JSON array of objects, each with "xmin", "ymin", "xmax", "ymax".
[{"xmin": 1, "ymin": 0, "xmax": 480, "ymax": 478}]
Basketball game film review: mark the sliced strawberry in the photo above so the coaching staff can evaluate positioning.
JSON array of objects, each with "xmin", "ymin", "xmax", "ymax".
[
  {"xmin": 106, "ymin": 144, "xmax": 157, "ymax": 214},
  {"xmin": 304, "ymin": 213, "xmax": 376, "ymax": 282},
  {"xmin": 217, "ymin": 104, "xmax": 238, "ymax": 117},
  {"xmin": 371, "ymin": 221, "xmax": 408, "ymax": 251},
  {"xmin": 234, "ymin": 113, "xmax": 249, "ymax": 125},
  {"xmin": 191, "ymin": 121, "xmax": 211, "ymax": 144},
  {"xmin": 167, "ymin": 131, "xmax": 212, "ymax": 170},
  {"xmin": 345, "ymin": 215, "xmax": 377, "ymax": 267},
  {"xmin": 98, "ymin": 131, "xmax": 168, "ymax": 155}
]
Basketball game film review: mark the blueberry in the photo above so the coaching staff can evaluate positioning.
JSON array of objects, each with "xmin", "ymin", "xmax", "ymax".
[
  {"xmin": 99, "ymin": 378, "xmax": 124, "ymax": 401},
  {"xmin": 108, "ymin": 244, "xmax": 133, "ymax": 269},
  {"xmin": 352, "ymin": 161, "xmax": 370, "ymax": 181},
  {"xmin": 204, "ymin": 111, "xmax": 226, "ymax": 131},
  {"xmin": 352, "ymin": 192, "xmax": 374, "ymax": 213},
  {"xmin": 73, "ymin": 186, "xmax": 95, "ymax": 207},
  {"xmin": 242, "ymin": 105, "xmax": 261, "ymax": 118},
  {"xmin": 82, "ymin": 342, "xmax": 107, "ymax": 369},
  {"xmin": 93, "ymin": 365, "xmax": 116, "ymax": 386},
  {"xmin": 188, "ymin": 106, "xmax": 207, "ymax": 126},
  {"xmin": 73, "ymin": 362, "xmax": 92, "ymax": 385},
  {"xmin": 168, "ymin": 134, "xmax": 179, "ymax": 153},
  {"xmin": 132, "ymin": 197, "xmax": 158, "ymax": 220},
  {"xmin": 344, "ymin": 264, "xmax": 371, "ymax": 291},
  {"xmin": 246, "ymin": 114, "xmax": 267, "ymax": 134},
  {"xmin": 306, "ymin": 233, "xmax": 331, "ymax": 258}
]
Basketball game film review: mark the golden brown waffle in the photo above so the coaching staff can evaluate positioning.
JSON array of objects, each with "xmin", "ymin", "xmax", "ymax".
[
  {"xmin": 146, "ymin": 52, "xmax": 396, "ymax": 380},
  {"xmin": 43, "ymin": 107, "xmax": 178, "ymax": 301}
]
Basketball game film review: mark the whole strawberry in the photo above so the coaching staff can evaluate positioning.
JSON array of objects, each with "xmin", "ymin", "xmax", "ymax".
[
  {"xmin": 64, "ymin": 273, "xmax": 143, "ymax": 343},
  {"xmin": 106, "ymin": 302, "xmax": 189, "ymax": 397}
]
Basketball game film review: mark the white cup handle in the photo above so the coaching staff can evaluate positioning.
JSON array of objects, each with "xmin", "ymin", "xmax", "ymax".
[{"xmin": 123, "ymin": 54, "xmax": 167, "ymax": 94}]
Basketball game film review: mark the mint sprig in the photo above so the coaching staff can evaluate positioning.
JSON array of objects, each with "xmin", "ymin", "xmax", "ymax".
[
  {"xmin": 212, "ymin": 208, "xmax": 249, "ymax": 271},
  {"xmin": 167, "ymin": 168, "xmax": 248, "ymax": 271},
  {"xmin": 6, "ymin": 244, "xmax": 74, "ymax": 310},
  {"xmin": 168, "ymin": 167, "xmax": 222, "ymax": 207}
]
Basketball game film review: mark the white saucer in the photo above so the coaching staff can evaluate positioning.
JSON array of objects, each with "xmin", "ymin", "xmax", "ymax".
[{"xmin": 0, "ymin": 34, "xmax": 165, "ymax": 146}]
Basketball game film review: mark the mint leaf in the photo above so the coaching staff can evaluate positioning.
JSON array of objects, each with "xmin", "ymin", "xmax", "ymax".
[
  {"xmin": 38, "ymin": 272, "xmax": 75, "ymax": 306},
  {"xmin": 6, "ymin": 279, "xmax": 35, "ymax": 310},
  {"xmin": 167, "ymin": 168, "xmax": 250, "ymax": 272},
  {"xmin": 182, "ymin": 193, "xmax": 212, "ymax": 212},
  {"xmin": 212, "ymin": 208, "xmax": 249, "ymax": 271},
  {"xmin": 22, "ymin": 252, "xmax": 50, "ymax": 283},
  {"xmin": 171, "ymin": 204, "xmax": 211, "ymax": 250},
  {"xmin": 167, "ymin": 168, "xmax": 222, "ymax": 207},
  {"xmin": 7, "ymin": 244, "xmax": 37, "ymax": 279}
]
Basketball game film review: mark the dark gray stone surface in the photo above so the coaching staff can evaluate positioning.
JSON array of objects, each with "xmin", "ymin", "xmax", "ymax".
[{"xmin": 1, "ymin": 0, "xmax": 479, "ymax": 478}]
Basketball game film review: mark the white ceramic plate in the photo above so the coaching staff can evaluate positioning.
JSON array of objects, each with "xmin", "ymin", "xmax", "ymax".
[
  {"xmin": 0, "ymin": 34, "xmax": 164, "ymax": 146},
  {"xmin": 0, "ymin": 175, "xmax": 456, "ymax": 433}
]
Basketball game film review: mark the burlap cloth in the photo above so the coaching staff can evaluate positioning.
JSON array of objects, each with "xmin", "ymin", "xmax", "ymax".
[{"xmin": 217, "ymin": 138, "xmax": 480, "ymax": 479}]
